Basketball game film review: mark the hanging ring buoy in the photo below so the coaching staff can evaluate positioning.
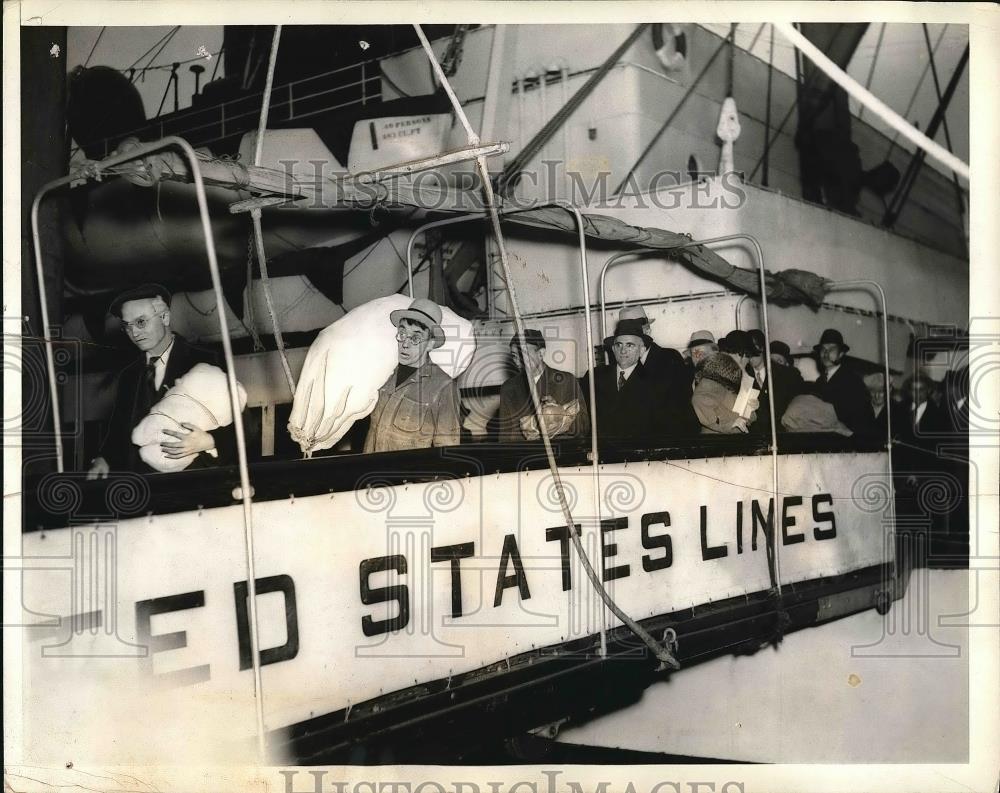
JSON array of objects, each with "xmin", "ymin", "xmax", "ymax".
[{"xmin": 653, "ymin": 24, "xmax": 687, "ymax": 71}]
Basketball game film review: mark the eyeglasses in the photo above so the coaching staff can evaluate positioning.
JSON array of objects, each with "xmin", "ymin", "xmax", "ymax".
[
  {"xmin": 120, "ymin": 312, "xmax": 165, "ymax": 333},
  {"xmin": 396, "ymin": 328, "xmax": 429, "ymax": 345}
]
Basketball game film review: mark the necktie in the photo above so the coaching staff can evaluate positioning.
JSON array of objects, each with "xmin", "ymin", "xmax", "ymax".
[
  {"xmin": 146, "ymin": 356, "xmax": 162, "ymax": 402},
  {"xmin": 617, "ymin": 370, "xmax": 625, "ymax": 391}
]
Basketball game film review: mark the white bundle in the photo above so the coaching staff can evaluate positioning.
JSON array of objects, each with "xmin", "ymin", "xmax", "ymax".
[
  {"xmin": 131, "ymin": 363, "xmax": 248, "ymax": 472},
  {"xmin": 288, "ymin": 295, "xmax": 475, "ymax": 455}
]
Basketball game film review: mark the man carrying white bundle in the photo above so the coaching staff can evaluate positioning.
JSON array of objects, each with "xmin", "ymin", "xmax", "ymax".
[
  {"xmin": 363, "ymin": 298, "xmax": 461, "ymax": 453},
  {"xmin": 87, "ymin": 284, "xmax": 236, "ymax": 478}
]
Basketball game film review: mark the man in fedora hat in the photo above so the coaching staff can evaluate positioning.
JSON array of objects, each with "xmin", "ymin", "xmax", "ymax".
[
  {"xmin": 813, "ymin": 328, "xmax": 876, "ymax": 436},
  {"xmin": 687, "ymin": 330, "xmax": 718, "ymax": 369},
  {"xmin": 363, "ymin": 298, "xmax": 461, "ymax": 453},
  {"xmin": 497, "ymin": 328, "xmax": 589, "ymax": 444},
  {"xmin": 618, "ymin": 305, "xmax": 691, "ymax": 388},
  {"xmin": 769, "ymin": 340, "xmax": 793, "ymax": 368},
  {"xmin": 87, "ymin": 283, "xmax": 235, "ymax": 478},
  {"xmin": 581, "ymin": 318, "xmax": 697, "ymax": 444},
  {"xmin": 745, "ymin": 330, "xmax": 803, "ymax": 432}
]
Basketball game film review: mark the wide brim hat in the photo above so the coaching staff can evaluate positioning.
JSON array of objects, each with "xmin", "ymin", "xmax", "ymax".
[
  {"xmin": 109, "ymin": 283, "xmax": 172, "ymax": 318},
  {"xmin": 604, "ymin": 318, "xmax": 654, "ymax": 350},
  {"xmin": 688, "ymin": 330, "xmax": 716, "ymax": 348},
  {"xmin": 618, "ymin": 305, "xmax": 654, "ymax": 325},
  {"xmin": 389, "ymin": 298, "xmax": 446, "ymax": 348},
  {"xmin": 720, "ymin": 329, "xmax": 753, "ymax": 357},
  {"xmin": 813, "ymin": 328, "xmax": 850, "ymax": 353}
]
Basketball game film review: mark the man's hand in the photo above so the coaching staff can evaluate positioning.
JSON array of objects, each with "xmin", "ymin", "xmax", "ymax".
[
  {"xmin": 161, "ymin": 423, "xmax": 216, "ymax": 459},
  {"xmin": 86, "ymin": 456, "xmax": 110, "ymax": 480},
  {"xmin": 731, "ymin": 417, "xmax": 750, "ymax": 433}
]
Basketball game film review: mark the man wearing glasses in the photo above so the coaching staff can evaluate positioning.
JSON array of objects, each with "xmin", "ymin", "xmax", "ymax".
[
  {"xmin": 87, "ymin": 284, "xmax": 232, "ymax": 478},
  {"xmin": 363, "ymin": 298, "xmax": 461, "ymax": 453}
]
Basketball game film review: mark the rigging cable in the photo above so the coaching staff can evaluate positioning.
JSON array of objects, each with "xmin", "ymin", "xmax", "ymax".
[
  {"xmin": 921, "ymin": 23, "xmax": 968, "ymax": 239},
  {"xmin": 500, "ymin": 23, "xmax": 650, "ymax": 197},
  {"xmin": 415, "ymin": 25, "xmax": 680, "ymax": 673},
  {"xmin": 125, "ymin": 27, "xmax": 177, "ymax": 79},
  {"xmin": 82, "ymin": 27, "xmax": 106, "ymax": 69},
  {"xmin": 746, "ymin": 23, "xmax": 767, "ymax": 54},
  {"xmin": 762, "ymin": 24, "xmax": 774, "ymax": 187},
  {"xmin": 884, "ymin": 24, "xmax": 949, "ymax": 162},
  {"xmin": 250, "ymin": 25, "xmax": 298, "ymax": 400},
  {"xmin": 726, "ymin": 23, "xmax": 737, "ymax": 96},
  {"xmin": 135, "ymin": 26, "xmax": 181, "ymax": 86},
  {"xmin": 857, "ymin": 22, "xmax": 886, "ymax": 123},
  {"xmin": 773, "ymin": 22, "xmax": 968, "ymax": 181},
  {"xmin": 615, "ymin": 29, "xmax": 734, "ymax": 195}
]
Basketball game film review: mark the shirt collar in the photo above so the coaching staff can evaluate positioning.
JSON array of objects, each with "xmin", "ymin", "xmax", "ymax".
[
  {"xmin": 618, "ymin": 362, "xmax": 639, "ymax": 379},
  {"xmin": 825, "ymin": 363, "xmax": 840, "ymax": 379},
  {"xmin": 147, "ymin": 335, "xmax": 175, "ymax": 365}
]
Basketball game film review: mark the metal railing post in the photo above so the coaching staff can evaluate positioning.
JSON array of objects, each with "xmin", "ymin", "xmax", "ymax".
[
  {"xmin": 597, "ymin": 235, "xmax": 782, "ymax": 593},
  {"xmin": 31, "ymin": 136, "xmax": 268, "ymax": 761},
  {"xmin": 825, "ymin": 279, "xmax": 895, "ymax": 562},
  {"xmin": 405, "ymin": 200, "xmax": 607, "ymax": 653}
]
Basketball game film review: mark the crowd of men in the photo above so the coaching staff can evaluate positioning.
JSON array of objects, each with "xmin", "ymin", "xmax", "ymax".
[
  {"xmin": 82, "ymin": 285, "xmax": 969, "ymax": 558},
  {"xmin": 88, "ymin": 289, "xmax": 971, "ymax": 481}
]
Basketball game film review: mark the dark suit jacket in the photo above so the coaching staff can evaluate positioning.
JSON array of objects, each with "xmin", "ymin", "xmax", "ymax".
[
  {"xmin": 497, "ymin": 364, "xmax": 589, "ymax": 443},
  {"xmin": 643, "ymin": 342, "xmax": 693, "ymax": 390},
  {"xmin": 817, "ymin": 364, "xmax": 877, "ymax": 437},
  {"xmin": 97, "ymin": 334, "xmax": 236, "ymax": 473},
  {"xmin": 581, "ymin": 361, "xmax": 698, "ymax": 445},
  {"xmin": 750, "ymin": 362, "xmax": 804, "ymax": 434},
  {"xmin": 893, "ymin": 400, "xmax": 948, "ymax": 472}
]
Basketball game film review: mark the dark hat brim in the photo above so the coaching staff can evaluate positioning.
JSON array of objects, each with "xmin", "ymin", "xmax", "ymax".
[
  {"xmin": 604, "ymin": 332, "xmax": 654, "ymax": 350},
  {"xmin": 813, "ymin": 342, "xmax": 850, "ymax": 353},
  {"xmin": 108, "ymin": 283, "xmax": 172, "ymax": 318}
]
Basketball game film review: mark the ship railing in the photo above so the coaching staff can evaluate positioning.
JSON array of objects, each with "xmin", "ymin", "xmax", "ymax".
[
  {"xmin": 598, "ymin": 236, "xmax": 782, "ymax": 590},
  {"xmin": 32, "ymin": 135, "xmax": 269, "ymax": 757},
  {"xmin": 78, "ymin": 56, "xmax": 385, "ymax": 160}
]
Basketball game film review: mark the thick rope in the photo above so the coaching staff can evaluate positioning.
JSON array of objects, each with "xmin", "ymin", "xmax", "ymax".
[
  {"xmin": 251, "ymin": 25, "xmax": 297, "ymax": 399},
  {"xmin": 414, "ymin": 25, "xmax": 679, "ymax": 672},
  {"xmin": 774, "ymin": 22, "xmax": 969, "ymax": 182}
]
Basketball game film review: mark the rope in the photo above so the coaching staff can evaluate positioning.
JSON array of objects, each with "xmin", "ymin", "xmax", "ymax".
[
  {"xmin": 244, "ymin": 229, "xmax": 265, "ymax": 351},
  {"xmin": 415, "ymin": 24, "xmax": 680, "ymax": 672},
  {"xmin": 250, "ymin": 25, "xmax": 297, "ymax": 400},
  {"xmin": 773, "ymin": 22, "xmax": 969, "ymax": 182}
]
